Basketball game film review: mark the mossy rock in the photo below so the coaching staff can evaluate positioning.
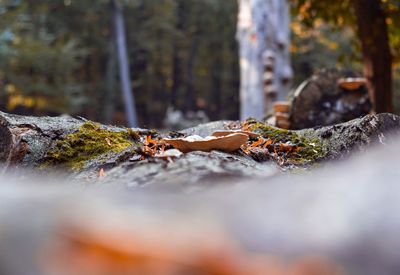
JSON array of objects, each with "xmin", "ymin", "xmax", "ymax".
[
  {"xmin": 43, "ymin": 122, "xmax": 140, "ymax": 170},
  {"xmin": 243, "ymin": 119, "xmax": 327, "ymax": 165}
]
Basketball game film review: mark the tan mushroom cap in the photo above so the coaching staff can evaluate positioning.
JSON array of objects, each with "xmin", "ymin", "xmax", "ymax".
[
  {"xmin": 275, "ymin": 112, "xmax": 290, "ymax": 121},
  {"xmin": 163, "ymin": 133, "xmax": 249, "ymax": 153},
  {"xmin": 211, "ymin": 130, "xmax": 260, "ymax": 139},
  {"xmin": 272, "ymin": 101, "xmax": 291, "ymax": 113},
  {"xmin": 338, "ymin": 77, "xmax": 367, "ymax": 90}
]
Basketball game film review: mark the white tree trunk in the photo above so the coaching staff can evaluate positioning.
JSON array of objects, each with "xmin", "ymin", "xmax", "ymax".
[
  {"xmin": 113, "ymin": 0, "xmax": 138, "ymax": 127},
  {"xmin": 237, "ymin": 0, "xmax": 292, "ymax": 120}
]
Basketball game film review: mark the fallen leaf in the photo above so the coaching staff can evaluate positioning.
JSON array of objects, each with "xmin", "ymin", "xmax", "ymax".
[
  {"xmin": 250, "ymin": 138, "xmax": 264, "ymax": 148},
  {"xmin": 263, "ymin": 139, "xmax": 272, "ymax": 148}
]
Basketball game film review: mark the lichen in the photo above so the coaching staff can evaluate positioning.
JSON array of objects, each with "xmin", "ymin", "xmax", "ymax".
[
  {"xmin": 43, "ymin": 121, "xmax": 140, "ymax": 170},
  {"xmin": 243, "ymin": 118, "xmax": 327, "ymax": 165}
]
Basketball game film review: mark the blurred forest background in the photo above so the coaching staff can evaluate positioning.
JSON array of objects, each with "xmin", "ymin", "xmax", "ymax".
[{"xmin": 0, "ymin": 0, "xmax": 399, "ymax": 127}]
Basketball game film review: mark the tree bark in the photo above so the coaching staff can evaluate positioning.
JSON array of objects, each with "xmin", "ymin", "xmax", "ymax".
[
  {"xmin": 0, "ymin": 111, "xmax": 153, "ymax": 174},
  {"xmin": 184, "ymin": 7, "xmax": 201, "ymax": 113},
  {"xmin": 103, "ymin": 18, "xmax": 117, "ymax": 124},
  {"xmin": 237, "ymin": 0, "xmax": 292, "ymax": 120},
  {"xmin": 112, "ymin": 0, "xmax": 138, "ymax": 127},
  {"xmin": 170, "ymin": 1, "xmax": 184, "ymax": 108},
  {"xmin": 1, "ymin": 111, "xmax": 400, "ymax": 186},
  {"xmin": 0, "ymin": 112, "xmax": 84, "ymax": 172},
  {"xmin": 352, "ymin": 0, "xmax": 393, "ymax": 113}
]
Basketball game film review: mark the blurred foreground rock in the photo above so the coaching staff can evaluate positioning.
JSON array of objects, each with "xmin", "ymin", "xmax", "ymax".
[
  {"xmin": 1, "ymin": 137, "xmax": 400, "ymax": 274},
  {"xmin": 1, "ymin": 111, "xmax": 400, "ymax": 274}
]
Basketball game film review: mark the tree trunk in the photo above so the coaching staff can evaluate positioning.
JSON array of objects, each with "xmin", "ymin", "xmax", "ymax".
[
  {"xmin": 171, "ymin": 1, "xmax": 184, "ymax": 108},
  {"xmin": 237, "ymin": 0, "xmax": 292, "ymax": 120},
  {"xmin": 103, "ymin": 21, "xmax": 117, "ymax": 124},
  {"xmin": 184, "ymin": 9, "xmax": 201, "ymax": 113},
  {"xmin": 112, "ymin": 0, "xmax": 138, "ymax": 127},
  {"xmin": 352, "ymin": 0, "xmax": 393, "ymax": 113}
]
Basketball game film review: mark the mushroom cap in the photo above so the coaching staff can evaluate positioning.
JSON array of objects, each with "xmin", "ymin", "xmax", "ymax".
[
  {"xmin": 211, "ymin": 130, "xmax": 259, "ymax": 139},
  {"xmin": 338, "ymin": 77, "xmax": 367, "ymax": 90},
  {"xmin": 275, "ymin": 112, "xmax": 290, "ymax": 121},
  {"xmin": 273, "ymin": 101, "xmax": 291, "ymax": 113},
  {"xmin": 163, "ymin": 133, "xmax": 249, "ymax": 153}
]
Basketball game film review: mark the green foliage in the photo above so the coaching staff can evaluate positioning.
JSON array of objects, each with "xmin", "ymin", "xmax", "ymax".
[
  {"xmin": 0, "ymin": 0, "xmax": 239, "ymax": 125},
  {"xmin": 290, "ymin": 0, "xmax": 400, "ymax": 63},
  {"xmin": 291, "ymin": 21, "xmax": 362, "ymax": 86},
  {"xmin": 1, "ymin": 0, "xmax": 398, "ymax": 123},
  {"xmin": 290, "ymin": 0, "xmax": 400, "ymax": 113}
]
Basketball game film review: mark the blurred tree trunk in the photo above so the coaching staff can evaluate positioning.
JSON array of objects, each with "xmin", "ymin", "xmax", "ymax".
[
  {"xmin": 184, "ymin": 5, "xmax": 201, "ymax": 113},
  {"xmin": 171, "ymin": 51, "xmax": 181, "ymax": 108},
  {"xmin": 103, "ymin": 26, "xmax": 117, "ymax": 124},
  {"xmin": 185, "ymin": 36, "xmax": 198, "ymax": 112},
  {"xmin": 352, "ymin": 0, "xmax": 393, "ymax": 113},
  {"xmin": 112, "ymin": 0, "xmax": 138, "ymax": 127},
  {"xmin": 171, "ymin": 1, "xmax": 184, "ymax": 108},
  {"xmin": 237, "ymin": 0, "xmax": 292, "ymax": 120}
]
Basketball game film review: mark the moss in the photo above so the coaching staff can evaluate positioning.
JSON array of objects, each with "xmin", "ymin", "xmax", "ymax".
[
  {"xmin": 43, "ymin": 122, "xmax": 139, "ymax": 170},
  {"xmin": 244, "ymin": 119, "xmax": 327, "ymax": 165}
]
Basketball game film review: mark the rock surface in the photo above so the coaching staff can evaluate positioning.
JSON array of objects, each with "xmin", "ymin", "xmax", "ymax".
[
  {"xmin": 1, "ymin": 112, "xmax": 400, "ymax": 190},
  {"xmin": 290, "ymin": 69, "xmax": 372, "ymax": 129},
  {"xmin": 1, "ymin": 112, "xmax": 400, "ymax": 274},
  {"xmin": 1, "ymin": 138, "xmax": 400, "ymax": 274}
]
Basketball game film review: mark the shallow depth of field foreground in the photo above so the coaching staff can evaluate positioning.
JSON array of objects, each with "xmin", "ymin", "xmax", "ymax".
[{"xmin": 0, "ymin": 0, "xmax": 400, "ymax": 274}]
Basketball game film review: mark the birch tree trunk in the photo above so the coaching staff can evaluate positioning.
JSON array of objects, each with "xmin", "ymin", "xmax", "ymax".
[
  {"xmin": 103, "ymin": 16, "xmax": 117, "ymax": 124},
  {"xmin": 237, "ymin": 0, "xmax": 292, "ymax": 120},
  {"xmin": 112, "ymin": 0, "xmax": 138, "ymax": 127}
]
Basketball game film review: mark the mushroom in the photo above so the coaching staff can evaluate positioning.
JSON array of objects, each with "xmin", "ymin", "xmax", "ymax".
[
  {"xmin": 275, "ymin": 112, "xmax": 290, "ymax": 121},
  {"xmin": 273, "ymin": 101, "xmax": 291, "ymax": 113},
  {"xmin": 338, "ymin": 77, "xmax": 367, "ymax": 90},
  {"xmin": 211, "ymin": 130, "xmax": 259, "ymax": 139},
  {"xmin": 163, "ymin": 133, "xmax": 248, "ymax": 153},
  {"xmin": 275, "ymin": 112, "xmax": 290, "ymax": 129}
]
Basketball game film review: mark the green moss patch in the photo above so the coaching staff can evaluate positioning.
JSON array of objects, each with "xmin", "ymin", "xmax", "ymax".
[
  {"xmin": 243, "ymin": 119, "xmax": 326, "ymax": 165},
  {"xmin": 44, "ymin": 122, "xmax": 139, "ymax": 170}
]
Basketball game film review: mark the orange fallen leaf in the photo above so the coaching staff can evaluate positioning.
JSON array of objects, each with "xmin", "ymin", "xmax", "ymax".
[
  {"xmin": 279, "ymin": 143, "xmax": 294, "ymax": 153},
  {"xmin": 250, "ymin": 138, "xmax": 264, "ymax": 148},
  {"xmin": 263, "ymin": 139, "xmax": 272, "ymax": 148},
  {"xmin": 145, "ymin": 135, "xmax": 158, "ymax": 147}
]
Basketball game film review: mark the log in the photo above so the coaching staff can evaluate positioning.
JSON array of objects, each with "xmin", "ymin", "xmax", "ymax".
[
  {"xmin": 299, "ymin": 113, "xmax": 400, "ymax": 159},
  {"xmin": 0, "ymin": 112, "xmax": 276, "ymax": 185},
  {"xmin": 1, "ymin": 111, "xmax": 400, "ymax": 189},
  {"xmin": 0, "ymin": 112, "xmax": 84, "ymax": 170},
  {"xmin": 0, "ymin": 111, "xmax": 151, "ymax": 172},
  {"xmin": 1, "ymin": 112, "xmax": 400, "ymax": 274}
]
